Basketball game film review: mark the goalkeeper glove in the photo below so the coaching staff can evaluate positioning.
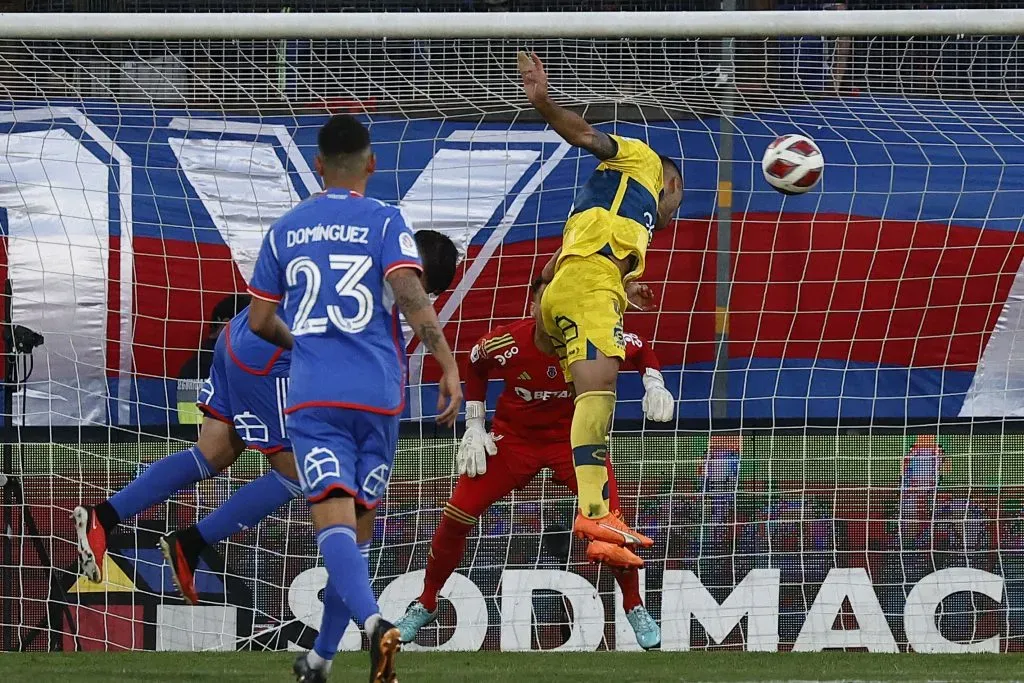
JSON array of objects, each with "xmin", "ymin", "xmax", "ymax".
[
  {"xmin": 458, "ymin": 401, "xmax": 497, "ymax": 478},
  {"xmin": 641, "ymin": 368, "xmax": 675, "ymax": 422}
]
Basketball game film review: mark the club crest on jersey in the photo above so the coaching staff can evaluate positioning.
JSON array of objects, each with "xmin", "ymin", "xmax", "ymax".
[
  {"xmin": 399, "ymin": 230, "xmax": 419, "ymax": 258},
  {"xmin": 197, "ymin": 378, "xmax": 215, "ymax": 406},
  {"xmin": 547, "ymin": 366, "xmax": 558, "ymax": 378},
  {"xmin": 362, "ymin": 463, "xmax": 391, "ymax": 500},
  {"xmin": 302, "ymin": 447, "xmax": 342, "ymax": 490},
  {"xmin": 233, "ymin": 411, "xmax": 269, "ymax": 443}
]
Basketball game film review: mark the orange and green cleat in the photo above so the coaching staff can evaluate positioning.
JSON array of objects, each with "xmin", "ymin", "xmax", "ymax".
[
  {"xmin": 573, "ymin": 511, "xmax": 653, "ymax": 548},
  {"xmin": 586, "ymin": 540, "xmax": 643, "ymax": 569}
]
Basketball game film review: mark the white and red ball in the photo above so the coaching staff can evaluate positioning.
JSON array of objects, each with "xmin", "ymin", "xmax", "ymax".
[{"xmin": 761, "ymin": 134, "xmax": 824, "ymax": 195}]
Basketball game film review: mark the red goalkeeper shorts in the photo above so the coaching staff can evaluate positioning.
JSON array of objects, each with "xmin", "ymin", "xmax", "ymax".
[{"xmin": 447, "ymin": 430, "xmax": 620, "ymax": 520}]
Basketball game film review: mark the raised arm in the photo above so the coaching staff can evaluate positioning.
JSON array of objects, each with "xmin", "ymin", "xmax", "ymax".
[
  {"xmin": 388, "ymin": 267, "xmax": 463, "ymax": 426},
  {"xmin": 518, "ymin": 52, "xmax": 618, "ymax": 161}
]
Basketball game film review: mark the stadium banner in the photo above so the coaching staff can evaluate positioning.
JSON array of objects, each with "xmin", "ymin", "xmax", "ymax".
[
  {"xmin": 1, "ymin": 102, "xmax": 1024, "ymax": 425},
  {"xmin": 11, "ymin": 432, "xmax": 1024, "ymax": 652}
]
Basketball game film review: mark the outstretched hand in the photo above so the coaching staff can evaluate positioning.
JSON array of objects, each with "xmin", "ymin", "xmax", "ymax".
[
  {"xmin": 626, "ymin": 282, "xmax": 657, "ymax": 312},
  {"xmin": 518, "ymin": 51, "xmax": 548, "ymax": 105}
]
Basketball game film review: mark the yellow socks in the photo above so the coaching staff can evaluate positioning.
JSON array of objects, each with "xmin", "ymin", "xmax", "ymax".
[{"xmin": 571, "ymin": 391, "xmax": 616, "ymax": 519}]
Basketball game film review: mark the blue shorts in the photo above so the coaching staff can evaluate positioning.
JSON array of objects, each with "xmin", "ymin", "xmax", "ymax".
[
  {"xmin": 286, "ymin": 406, "xmax": 399, "ymax": 508},
  {"xmin": 197, "ymin": 339, "xmax": 291, "ymax": 454}
]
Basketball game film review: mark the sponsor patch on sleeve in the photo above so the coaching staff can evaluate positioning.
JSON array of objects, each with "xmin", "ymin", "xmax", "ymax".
[{"xmin": 399, "ymin": 231, "xmax": 419, "ymax": 258}]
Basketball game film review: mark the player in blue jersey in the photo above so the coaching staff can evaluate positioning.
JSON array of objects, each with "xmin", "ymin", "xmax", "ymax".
[
  {"xmin": 73, "ymin": 229, "xmax": 458, "ymax": 612},
  {"xmin": 247, "ymin": 114, "xmax": 462, "ymax": 683}
]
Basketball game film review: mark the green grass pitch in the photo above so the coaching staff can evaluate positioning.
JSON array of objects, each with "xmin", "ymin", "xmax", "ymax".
[{"xmin": 2, "ymin": 651, "xmax": 1024, "ymax": 683}]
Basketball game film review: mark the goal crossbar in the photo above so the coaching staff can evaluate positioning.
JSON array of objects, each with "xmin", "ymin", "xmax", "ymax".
[{"xmin": 1, "ymin": 9, "xmax": 1023, "ymax": 40}]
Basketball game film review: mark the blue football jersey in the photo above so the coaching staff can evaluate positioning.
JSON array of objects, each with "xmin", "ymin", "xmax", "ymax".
[
  {"xmin": 248, "ymin": 189, "xmax": 423, "ymax": 415},
  {"xmin": 225, "ymin": 307, "xmax": 291, "ymax": 376},
  {"xmin": 199, "ymin": 307, "xmax": 292, "ymax": 453}
]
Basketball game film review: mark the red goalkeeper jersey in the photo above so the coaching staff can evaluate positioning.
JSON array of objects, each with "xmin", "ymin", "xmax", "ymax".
[{"xmin": 464, "ymin": 318, "xmax": 660, "ymax": 442}]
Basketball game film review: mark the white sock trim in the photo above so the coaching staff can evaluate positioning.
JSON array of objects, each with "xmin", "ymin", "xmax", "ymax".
[{"xmin": 306, "ymin": 650, "xmax": 332, "ymax": 673}]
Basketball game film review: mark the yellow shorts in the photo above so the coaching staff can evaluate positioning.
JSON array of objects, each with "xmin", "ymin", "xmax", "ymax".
[{"xmin": 540, "ymin": 255, "xmax": 626, "ymax": 383}]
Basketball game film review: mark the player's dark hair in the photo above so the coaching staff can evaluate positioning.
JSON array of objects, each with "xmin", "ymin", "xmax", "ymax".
[
  {"xmin": 318, "ymin": 114, "xmax": 371, "ymax": 170},
  {"xmin": 212, "ymin": 294, "xmax": 251, "ymax": 323},
  {"xmin": 415, "ymin": 229, "xmax": 458, "ymax": 296},
  {"xmin": 659, "ymin": 154, "xmax": 682, "ymax": 183}
]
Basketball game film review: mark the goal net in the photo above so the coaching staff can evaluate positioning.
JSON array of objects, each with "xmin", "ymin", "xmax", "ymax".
[{"xmin": 2, "ymin": 11, "xmax": 1024, "ymax": 654}]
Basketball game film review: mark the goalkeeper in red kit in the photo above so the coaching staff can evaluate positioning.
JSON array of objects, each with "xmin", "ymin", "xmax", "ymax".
[{"xmin": 395, "ymin": 278, "xmax": 674, "ymax": 650}]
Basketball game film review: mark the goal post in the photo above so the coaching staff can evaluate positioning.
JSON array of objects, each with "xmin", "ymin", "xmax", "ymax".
[
  {"xmin": 0, "ymin": 9, "xmax": 1023, "ymax": 655},
  {"xmin": 1, "ymin": 10, "xmax": 1024, "ymax": 38}
]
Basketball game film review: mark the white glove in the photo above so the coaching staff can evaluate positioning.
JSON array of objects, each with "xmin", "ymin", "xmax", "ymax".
[
  {"xmin": 458, "ymin": 401, "xmax": 497, "ymax": 477},
  {"xmin": 641, "ymin": 368, "xmax": 675, "ymax": 422}
]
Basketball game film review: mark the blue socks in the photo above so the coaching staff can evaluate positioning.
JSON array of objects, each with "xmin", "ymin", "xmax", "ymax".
[
  {"xmin": 312, "ymin": 537, "xmax": 375, "ymax": 664},
  {"xmin": 108, "ymin": 446, "xmax": 213, "ymax": 522},
  {"xmin": 313, "ymin": 580, "xmax": 354, "ymax": 662},
  {"xmin": 196, "ymin": 470, "xmax": 301, "ymax": 545},
  {"xmin": 317, "ymin": 524, "xmax": 379, "ymax": 627}
]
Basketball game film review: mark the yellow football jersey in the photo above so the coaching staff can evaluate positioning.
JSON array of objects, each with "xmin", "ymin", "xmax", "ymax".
[{"xmin": 557, "ymin": 135, "xmax": 664, "ymax": 281}]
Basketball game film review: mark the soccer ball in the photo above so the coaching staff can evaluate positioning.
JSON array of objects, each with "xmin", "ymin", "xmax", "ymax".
[{"xmin": 761, "ymin": 134, "xmax": 824, "ymax": 195}]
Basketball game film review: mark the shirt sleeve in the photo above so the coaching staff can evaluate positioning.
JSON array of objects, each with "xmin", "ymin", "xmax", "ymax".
[
  {"xmin": 464, "ymin": 331, "xmax": 499, "ymax": 402},
  {"xmin": 248, "ymin": 230, "xmax": 285, "ymax": 303},
  {"xmin": 601, "ymin": 134, "xmax": 665, "ymax": 195},
  {"xmin": 622, "ymin": 332, "xmax": 661, "ymax": 374},
  {"xmin": 380, "ymin": 208, "xmax": 424, "ymax": 278}
]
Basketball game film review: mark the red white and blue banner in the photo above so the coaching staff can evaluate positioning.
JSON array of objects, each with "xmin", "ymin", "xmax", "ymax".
[{"xmin": 1, "ymin": 99, "xmax": 1022, "ymax": 425}]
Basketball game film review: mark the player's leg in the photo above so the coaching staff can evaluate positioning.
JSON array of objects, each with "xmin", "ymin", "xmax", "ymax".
[
  {"xmin": 290, "ymin": 407, "xmax": 397, "ymax": 683},
  {"xmin": 196, "ymin": 450, "xmax": 300, "ymax": 547},
  {"xmin": 540, "ymin": 258, "xmax": 651, "ymax": 548},
  {"xmin": 561, "ymin": 449, "xmax": 643, "ymax": 573},
  {"xmin": 602, "ymin": 451, "xmax": 659, "ymax": 650},
  {"xmin": 351, "ymin": 412, "xmax": 404, "ymax": 683},
  {"xmin": 421, "ymin": 447, "xmax": 525, "ymax": 609},
  {"xmin": 74, "ymin": 414, "xmax": 243, "ymax": 583},
  {"xmin": 162, "ymin": 450, "xmax": 301, "ymax": 604},
  {"xmin": 559, "ymin": 450, "xmax": 659, "ymax": 649},
  {"xmin": 396, "ymin": 442, "xmax": 526, "ymax": 642},
  {"xmin": 558, "ymin": 446, "xmax": 641, "ymax": 565},
  {"xmin": 568, "ymin": 353, "xmax": 619, "ymax": 519},
  {"xmin": 297, "ymin": 493, "xmax": 378, "ymax": 683},
  {"xmin": 161, "ymin": 371, "xmax": 300, "ymax": 602}
]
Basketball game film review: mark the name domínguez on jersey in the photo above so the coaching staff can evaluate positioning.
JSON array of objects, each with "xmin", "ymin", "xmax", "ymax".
[{"xmin": 248, "ymin": 190, "xmax": 423, "ymax": 415}]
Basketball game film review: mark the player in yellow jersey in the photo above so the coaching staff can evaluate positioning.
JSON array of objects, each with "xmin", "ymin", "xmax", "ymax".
[{"xmin": 519, "ymin": 52, "xmax": 684, "ymax": 566}]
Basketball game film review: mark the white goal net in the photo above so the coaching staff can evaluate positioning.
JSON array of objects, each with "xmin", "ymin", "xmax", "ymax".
[{"xmin": 2, "ymin": 11, "xmax": 1024, "ymax": 654}]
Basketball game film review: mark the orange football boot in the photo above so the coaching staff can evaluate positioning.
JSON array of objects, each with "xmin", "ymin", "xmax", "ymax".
[
  {"xmin": 586, "ymin": 540, "xmax": 643, "ymax": 568},
  {"xmin": 573, "ymin": 511, "xmax": 653, "ymax": 548},
  {"xmin": 160, "ymin": 532, "xmax": 200, "ymax": 605}
]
